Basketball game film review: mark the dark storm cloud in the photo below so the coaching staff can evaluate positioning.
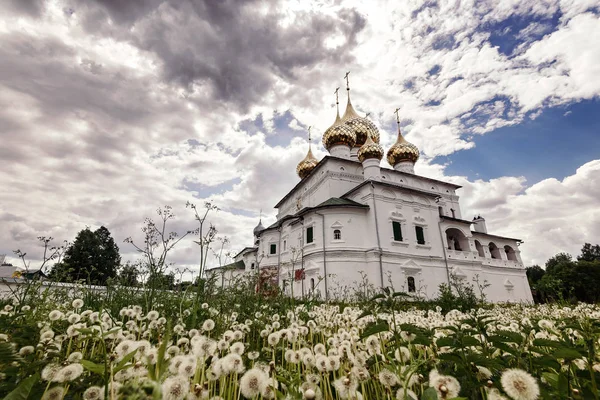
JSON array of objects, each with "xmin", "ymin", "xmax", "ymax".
[
  {"xmin": 4, "ymin": 0, "xmax": 45, "ymax": 17},
  {"xmin": 72, "ymin": 0, "xmax": 366, "ymax": 112}
]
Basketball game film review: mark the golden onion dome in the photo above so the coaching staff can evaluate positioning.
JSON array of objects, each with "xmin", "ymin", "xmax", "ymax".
[
  {"xmin": 297, "ymin": 128, "xmax": 319, "ymax": 179},
  {"xmin": 341, "ymin": 92, "xmax": 380, "ymax": 146},
  {"xmin": 358, "ymin": 133, "xmax": 384, "ymax": 162},
  {"xmin": 322, "ymin": 100, "xmax": 356, "ymax": 151},
  {"xmin": 387, "ymin": 122, "xmax": 420, "ymax": 166}
]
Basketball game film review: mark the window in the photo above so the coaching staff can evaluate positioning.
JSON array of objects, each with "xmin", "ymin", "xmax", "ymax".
[
  {"xmin": 311, "ymin": 278, "xmax": 315, "ymax": 291},
  {"xmin": 392, "ymin": 221, "xmax": 403, "ymax": 241},
  {"xmin": 415, "ymin": 226, "xmax": 425, "ymax": 245},
  {"xmin": 451, "ymin": 208, "xmax": 456, "ymax": 218},
  {"xmin": 438, "ymin": 206, "xmax": 444, "ymax": 216},
  {"xmin": 283, "ymin": 240, "xmax": 287, "ymax": 251},
  {"xmin": 250, "ymin": 263, "xmax": 255, "ymax": 270},
  {"xmin": 333, "ymin": 229, "xmax": 341, "ymax": 240},
  {"xmin": 407, "ymin": 276, "xmax": 416, "ymax": 293},
  {"xmin": 306, "ymin": 227, "xmax": 314, "ymax": 243},
  {"xmin": 270, "ymin": 244, "xmax": 276, "ymax": 254}
]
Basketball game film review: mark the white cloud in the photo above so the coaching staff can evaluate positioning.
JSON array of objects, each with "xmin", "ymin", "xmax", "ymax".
[
  {"xmin": 447, "ymin": 160, "xmax": 600, "ymax": 266},
  {"xmin": 0, "ymin": 0, "xmax": 598, "ymax": 275}
]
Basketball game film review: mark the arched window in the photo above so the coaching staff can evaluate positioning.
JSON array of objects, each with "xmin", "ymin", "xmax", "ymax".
[
  {"xmin": 474, "ymin": 240, "xmax": 485, "ymax": 257},
  {"xmin": 504, "ymin": 245, "xmax": 518, "ymax": 261},
  {"xmin": 407, "ymin": 276, "xmax": 416, "ymax": 293},
  {"xmin": 451, "ymin": 208, "xmax": 456, "ymax": 218},
  {"xmin": 333, "ymin": 229, "xmax": 341, "ymax": 240},
  {"xmin": 310, "ymin": 278, "xmax": 315, "ymax": 291},
  {"xmin": 445, "ymin": 228, "xmax": 468, "ymax": 251},
  {"xmin": 489, "ymin": 242, "xmax": 501, "ymax": 259},
  {"xmin": 438, "ymin": 206, "xmax": 444, "ymax": 216}
]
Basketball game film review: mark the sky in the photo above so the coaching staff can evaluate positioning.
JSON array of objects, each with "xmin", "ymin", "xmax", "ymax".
[{"xmin": 1, "ymin": 0, "xmax": 599, "ymax": 276}]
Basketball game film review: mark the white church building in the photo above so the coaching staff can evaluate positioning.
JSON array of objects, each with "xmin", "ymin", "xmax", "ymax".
[{"xmin": 210, "ymin": 79, "xmax": 533, "ymax": 303}]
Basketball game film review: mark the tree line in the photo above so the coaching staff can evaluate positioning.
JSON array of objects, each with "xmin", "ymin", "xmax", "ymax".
[
  {"xmin": 526, "ymin": 243, "xmax": 600, "ymax": 303},
  {"xmin": 14, "ymin": 203, "xmax": 224, "ymax": 292}
]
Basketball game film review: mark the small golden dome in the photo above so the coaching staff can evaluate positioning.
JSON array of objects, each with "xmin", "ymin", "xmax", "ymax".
[
  {"xmin": 358, "ymin": 133, "xmax": 384, "ymax": 162},
  {"xmin": 387, "ymin": 115, "xmax": 419, "ymax": 166},
  {"xmin": 297, "ymin": 127, "xmax": 319, "ymax": 179},
  {"xmin": 342, "ymin": 100, "xmax": 380, "ymax": 146},
  {"xmin": 322, "ymin": 95, "xmax": 357, "ymax": 151}
]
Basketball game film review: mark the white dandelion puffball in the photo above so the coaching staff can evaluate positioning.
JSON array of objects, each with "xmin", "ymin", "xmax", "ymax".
[
  {"xmin": 42, "ymin": 386, "xmax": 65, "ymax": 400},
  {"xmin": 162, "ymin": 375, "xmax": 189, "ymax": 400},
  {"xmin": 429, "ymin": 369, "xmax": 461, "ymax": 399},
  {"xmin": 202, "ymin": 319, "xmax": 216, "ymax": 332},
  {"xmin": 56, "ymin": 363, "xmax": 84, "ymax": 382},
  {"xmin": 500, "ymin": 369, "xmax": 540, "ymax": 400},
  {"xmin": 83, "ymin": 386, "xmax": 104, "ymax": 400},
  {"xmin": 72, "ymin": 299, "xmax": 84, "ymax": 309},
  {"xmin": 240, "ymin": 368, "xmax": 268, "ymax": 398}
]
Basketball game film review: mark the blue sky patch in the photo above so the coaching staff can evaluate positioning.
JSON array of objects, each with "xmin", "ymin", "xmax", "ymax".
[{"xmin": 435, "ymin": 99, "xmax": 600, "ymax": 183}]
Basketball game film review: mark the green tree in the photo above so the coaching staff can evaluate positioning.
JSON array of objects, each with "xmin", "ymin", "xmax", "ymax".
[
  {"xmin": 545, "ymin": 252, "xmax": 572, "ymax": 275},
  {"xmin": 578, "ymin": 243, "xmax": 600, "ymax": 262},
  {"xmin": 526, "ymin": 265, "xmax": 545, "ymax": 286},
  {"xmin": 117, "ymin": 262, "xmax": 140, "ymax": 287},
  {"xmin": 51, "ymin": 226, "xmax": 121, "ymax": 285}
]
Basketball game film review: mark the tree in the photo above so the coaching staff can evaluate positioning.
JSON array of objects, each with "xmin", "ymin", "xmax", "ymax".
[
  {"xmin": 526, "ymin": 265, "xmax": 545, "ymax": 286},
  {"xmin": 578, "ymin": 243, "xmax": 600, "ymax": 262},
  {"xmin": 51, "ymin": 226, "xmax": 121, "ymax": 285},
  {"xmin": 117, "ymin": 262, "xmax": 140, "ymax": 287},
  {"xmin": 545, "ymin": 252, "xmax": 572, "ymax": 275}
]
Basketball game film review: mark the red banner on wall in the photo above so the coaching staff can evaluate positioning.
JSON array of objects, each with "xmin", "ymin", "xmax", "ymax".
[{"xmin": 294, "ymin": 269, "xmax": 305, "ymax": 281}]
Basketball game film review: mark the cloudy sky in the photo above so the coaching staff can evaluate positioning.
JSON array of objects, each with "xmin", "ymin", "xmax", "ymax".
[{"xmin": 1, "ymin": 0, "xmax": 599, "ymax": 275}]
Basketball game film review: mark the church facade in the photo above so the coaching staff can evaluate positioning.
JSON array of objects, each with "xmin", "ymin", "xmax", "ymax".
[{"xmin": 210, "ymin": 79, "xmax": 533, "ymax": 303}]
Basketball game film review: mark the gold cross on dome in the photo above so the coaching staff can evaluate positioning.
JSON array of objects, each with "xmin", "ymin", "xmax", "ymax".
[
  {"xmin": 334, "ymin": 87, "xmax": 340, "ymax": 103},
  {"xmin": 307, "ymin": 126, "xmax": 312, "ymax": 142},
  {"xmin": 344, "ymin": 71, "xmax": 350, "ymax": 89},
  {"xmin": 394, "ymin": 107, "xmax": 401, "ymax": 124}
]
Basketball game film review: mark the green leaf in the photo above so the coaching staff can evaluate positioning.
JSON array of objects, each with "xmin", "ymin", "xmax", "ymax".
[
  {"xmin": 542, "ymin": 372, "xmax": 559, "ymax": 390},
  {"xmin": 393, "ymin": 291, "xmax": 411, "ymax": 298},
  {"xmin": 461, "ymin": 336, "xmax": 481, "ymax": 347},
  {"xmin": 0, "ymin": 342, "xmax": 24, "ymax": 365},
  {"xmin": 421, "ymin": 387, "xmax": 439, "ymax": 400},
  {"xmin": 360, "ymin": 322, "xmax": 390, "ymax": 339},
  {"xmin": 355, "ymin": 309, "xmax": 373, "ymax": 320},
  {"xmin": 81, "ymin": 359, "xmax": 105, "ymax": 375},
  {"xmin": 532, "ymin": 338, "xmax": 563, "ymax": 348},
  {"xmin": 102, "ymin": 327, "xmax": 121, "ymax": 338},
  {"xmin": 3, "ymin": 373, "xmax": 39, "ymax": 400},
  {"xmin": 370, "ymin": 293, "xmax": 386, "ymax": 301},
  {"xmin": 114, "ymin": 349, "xmax": 138, "ymax": 373},
  {"xmin": 553, "ymin": 348, "xmax": 582, "ymax": 360},
  {"xmin": 491, "ymin": 330, "xmax": 523, "ymax": 343},
  {"xmin": 436, "ymin": 337, "xmax": 456, "ymax": 348}
]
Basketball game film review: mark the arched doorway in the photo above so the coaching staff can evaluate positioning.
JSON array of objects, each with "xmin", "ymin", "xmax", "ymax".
[
  {"xmin": 445, "ymin": 228, "xmax": 469, "ymax": 252},
  {"xmin": 504, "ymin": 245, "xmax": 517, "ymax": 261},
  {"xmin": 489, "ymin": 242, "xmax": 501, "ymax": 259},
  {"xmin": 474, "ymin": 240, "xmax": 485, "ymax": 257}
]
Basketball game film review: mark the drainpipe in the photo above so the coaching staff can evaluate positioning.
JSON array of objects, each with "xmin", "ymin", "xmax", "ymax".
[
  {"xmin": 314, "ymin": 212, "xmax": 328, "ymax": 301},
  {"xmin": 370, "ymin": 182, "xmax": 384, "ymax": 289},
  {"xmin": 435, "ymin": 198, "xmax": 451, "ymax": 284},
  {"xmin": 277, "ymin": 226, "xmax": 282, "ymax": 291}
]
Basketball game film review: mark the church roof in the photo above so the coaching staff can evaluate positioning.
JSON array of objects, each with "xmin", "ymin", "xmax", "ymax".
[
  {"xmin": 274, "ymin": 156, "xmax": 461, "ymax": 209},
  {"xmin": 257, "ymin": 197, "xmax": 368, "ymax": 235},
  {"xmin": 314, "ymin": 197, "xmax": 367, "ymax": 208},
  {"xmin": 210, "ymin": 260, "xmax": 245, "ymax": 271},
  {"xmin": 471, "ymin": 231, "xmax": 523, "ymax": 243},
  {"xmin": 440, "ymin": 215, "xmax": 474, "ymax": 225},
  {"xmin": 233, "ymin": 246, "xmax": 257, "ymax": 259},
  {"xmin": 342, "ymin": 179, "xmax": 441, "ymax": 199}
]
